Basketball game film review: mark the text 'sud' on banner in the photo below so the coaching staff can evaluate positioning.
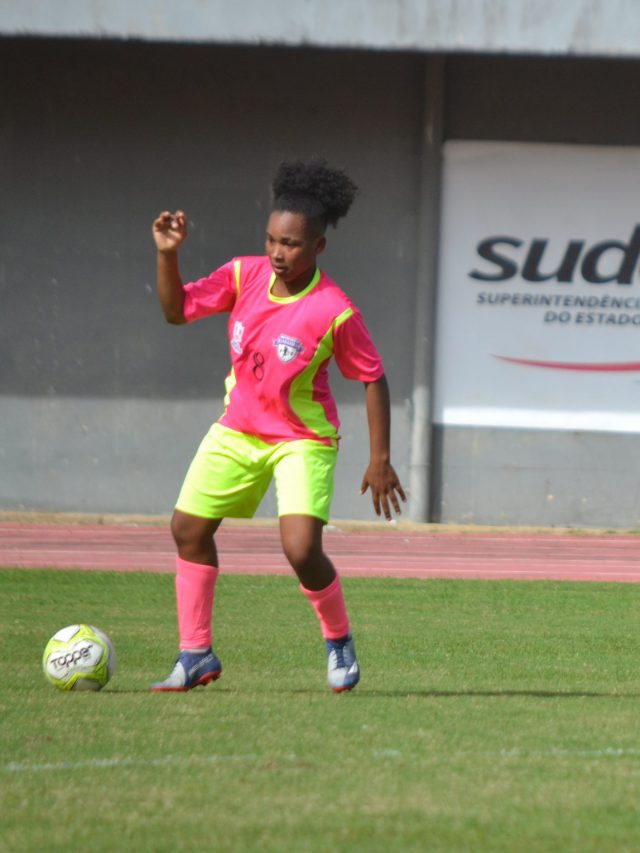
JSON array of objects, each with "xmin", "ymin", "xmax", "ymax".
[{"xmin": 434, "ymin": 141, "xmax": 640, "ymax": 433}]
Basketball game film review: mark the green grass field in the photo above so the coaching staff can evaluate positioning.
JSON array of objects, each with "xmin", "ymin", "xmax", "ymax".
[{"xmin": 2, "ymin": 568, "xmax": 640, "ymax": 852}]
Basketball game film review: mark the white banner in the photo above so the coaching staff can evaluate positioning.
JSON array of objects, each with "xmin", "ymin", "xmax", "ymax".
[{"xmin": 434, "ymin": 141, "xmax": 640, "ymax": 432}]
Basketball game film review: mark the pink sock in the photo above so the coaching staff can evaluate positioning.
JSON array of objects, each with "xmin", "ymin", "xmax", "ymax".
[
  {"xmin": 175, "ymin": 556, "xmax": 219, "ymax": 650},
  {"xmin": 300, "ymin": 575, "xmax": 350, "ymax": 640}
]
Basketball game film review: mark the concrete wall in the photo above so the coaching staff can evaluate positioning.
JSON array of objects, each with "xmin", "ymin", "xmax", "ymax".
[
  {"xmin": 4, "ymin": 37, "xmax": 640, "ymax": 526},
  {"xmin": 3, "ymin": 0, "xmax": 640, "ymax": 58},
  {"xmin": 0, "ymin": 38, "xmax": 420, "ymax": 519}
]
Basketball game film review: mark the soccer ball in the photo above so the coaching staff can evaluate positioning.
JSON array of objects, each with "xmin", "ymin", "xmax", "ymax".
[{"xmin": 43, "ymin": 624, "xmax": 116, "ymax": 691}]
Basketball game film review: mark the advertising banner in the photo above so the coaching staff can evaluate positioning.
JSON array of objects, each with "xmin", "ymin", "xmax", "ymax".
[{"xmin": 434, "ymin": 141, "xmax": 640, "ymax": 432}]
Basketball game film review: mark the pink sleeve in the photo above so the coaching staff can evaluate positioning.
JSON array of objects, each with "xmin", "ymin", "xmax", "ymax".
[
  {"xmin": 333, "ymin": 310, "xmax": 385, "ymax": 382},
  {"xmin": 182, "ymin": 259, "xmax": 237, "ymax": 323}
]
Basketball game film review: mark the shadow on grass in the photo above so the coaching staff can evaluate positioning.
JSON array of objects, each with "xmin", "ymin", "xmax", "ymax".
[
  {"xmin": 103, "ymin": 686, "xmax": 640, "ymax": 699},
  {"xmin": 349, "ymin": 688, "xmax": 640, "ymax": 699},
  {"xmin": 104, "ymin": 687, "xmax": 237, "ymax": 695}
]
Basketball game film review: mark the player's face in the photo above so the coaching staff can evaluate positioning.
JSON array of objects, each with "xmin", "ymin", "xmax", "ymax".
[{"xmin": 266, "ymin": 211, "xmax": 326, "ymax": 291}]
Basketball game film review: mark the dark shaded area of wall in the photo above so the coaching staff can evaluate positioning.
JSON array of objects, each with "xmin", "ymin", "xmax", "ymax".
[
  {"xmin": 445, "ymin": 53, "xmax": 640, "ymax": 145},
  {"xmin": 1, "ymin": 37, "xmax": 423, "ymax": 402}
]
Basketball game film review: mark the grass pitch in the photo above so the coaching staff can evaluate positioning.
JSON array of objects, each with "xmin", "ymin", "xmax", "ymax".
[{"xmin": 2, "ymin": 568, "xmax": 640, "ymax": 851}]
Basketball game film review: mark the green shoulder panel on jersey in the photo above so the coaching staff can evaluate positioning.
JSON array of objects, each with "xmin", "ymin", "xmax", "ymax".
[
  {"xmin": 333, "ymin": 307, "xmax": 353, "ymax": 330},
  {"xmin": 288, "ymin": 307, "xmax": 354, "ymax": 439}
]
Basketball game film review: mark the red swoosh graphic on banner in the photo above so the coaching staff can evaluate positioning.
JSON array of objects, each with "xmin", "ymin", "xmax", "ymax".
[{"xmin": 494, "ymin": 355, "xmax": 640, "ymax": 372}]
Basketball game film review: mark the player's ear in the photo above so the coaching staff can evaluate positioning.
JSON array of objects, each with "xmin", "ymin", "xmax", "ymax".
[{"xmin": 315, "ymin": 235, "xmax": 327, "ymax": 255}]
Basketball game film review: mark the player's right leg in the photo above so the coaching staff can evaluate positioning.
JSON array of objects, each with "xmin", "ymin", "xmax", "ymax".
[
  {"xmin": 150, "ymin": 512, "xmax": 223, "ymax": 692},
  {"xmin": 150, "ymin": 423, "xmax": 272, "ymax": 692}
]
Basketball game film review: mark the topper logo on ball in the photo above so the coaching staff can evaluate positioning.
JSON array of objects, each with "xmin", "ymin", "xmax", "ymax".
[{"xmin": 50, "ymin": 644, "xmax": 94, "ymax": 670}]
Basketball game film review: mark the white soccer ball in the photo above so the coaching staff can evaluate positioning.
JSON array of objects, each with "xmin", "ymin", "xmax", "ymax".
[{"xmin": 42, "ymin": 624, "xmax": 116, "ymax": 691}]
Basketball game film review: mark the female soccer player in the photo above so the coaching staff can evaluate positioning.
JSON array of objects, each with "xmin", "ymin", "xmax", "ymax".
[{"xmin": 150, "ymin": 159, "xmax": 405, "ymax": 693}]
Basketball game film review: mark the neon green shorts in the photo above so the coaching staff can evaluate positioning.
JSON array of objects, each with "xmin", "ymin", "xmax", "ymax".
[{"xmin": 175, "ymin": 422, "xmax": 338, "ymax": 522}]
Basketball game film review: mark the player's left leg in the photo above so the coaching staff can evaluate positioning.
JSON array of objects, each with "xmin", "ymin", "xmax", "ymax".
[
  {"xmin": 279, "ymin": 513, "xmax": 335, "ymax": 590},
  {"xmin": 279, "ymin": 514, "xmax": 360, "ymax": 692},
  {"xmin": 274, "ymin": 440, "xmax": 359, "ymax": 692}
]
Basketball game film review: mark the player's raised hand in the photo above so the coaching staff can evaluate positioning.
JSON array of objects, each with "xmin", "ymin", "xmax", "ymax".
[{"xmin": 152, "ymin": 210, "xmax": 188, "ymax": 253}]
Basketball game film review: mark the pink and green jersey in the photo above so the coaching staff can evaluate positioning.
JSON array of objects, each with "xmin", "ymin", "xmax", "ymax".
[{"xmin": 182, "ymin": 256, "xmax": 384, "ymax": 445}]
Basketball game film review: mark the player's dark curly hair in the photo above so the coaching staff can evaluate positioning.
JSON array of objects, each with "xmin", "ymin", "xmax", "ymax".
[{"xmin": 271, "ymin": 158, "xmax": 358, "ymax": 234}]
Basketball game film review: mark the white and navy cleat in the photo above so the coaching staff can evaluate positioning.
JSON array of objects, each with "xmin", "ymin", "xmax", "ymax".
[
  {"xmin": 326, "ymin": 634, "xmax": 360, "ymax": 693},
  {"xmin": 150, "ymin": 649, "xmax": 222, "ymax": 692}
]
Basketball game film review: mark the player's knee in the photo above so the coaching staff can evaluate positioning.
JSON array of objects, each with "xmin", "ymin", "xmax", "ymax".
[
  {"xmin": 171, "ymin": 512, "xmax": 205, "ymax": 552},
  {"xmin": 170, "ymin": 513, "xmax": 187, "ymax": 548},
  {"xmin": 282, "ymin": 538, "xmax": 323, "ymax": 574}
]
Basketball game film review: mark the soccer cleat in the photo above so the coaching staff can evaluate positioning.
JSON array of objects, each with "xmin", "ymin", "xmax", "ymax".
[
  {"xmin": 326, "ymin": 634, "xmax": 360, "ymax": 693},
  {"xmin": 149, "ymin": 649, "xmax": 222, "ymax": 692}
]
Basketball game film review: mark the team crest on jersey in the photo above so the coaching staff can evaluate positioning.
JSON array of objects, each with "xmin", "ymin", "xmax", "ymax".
[{"xmin": 273, "ymin": 334, "xmax": 304, "ymax": 363}]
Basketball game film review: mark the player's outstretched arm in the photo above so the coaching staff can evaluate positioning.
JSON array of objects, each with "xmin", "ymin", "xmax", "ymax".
[
  {"xmin": 152, "ymin": 210, "xmax": 188, "ymax": 324},
  {"xmin": 360, "ymin": 375, "xmax": 407, "ymax": 520}
]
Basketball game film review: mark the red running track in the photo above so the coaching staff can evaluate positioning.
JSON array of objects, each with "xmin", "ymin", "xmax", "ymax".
[{"xmin": 1, "ymin": 521, "xmax": 640, "ymax": 582}]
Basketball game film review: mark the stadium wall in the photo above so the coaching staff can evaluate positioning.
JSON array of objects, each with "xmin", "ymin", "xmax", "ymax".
[
  {"xmin": 3, "ymin": 38, "xmax": 640, "ymax": 525},
  {"xmin": 0, "ymin": 38, "xmax": 420, "ymax": 520}
]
